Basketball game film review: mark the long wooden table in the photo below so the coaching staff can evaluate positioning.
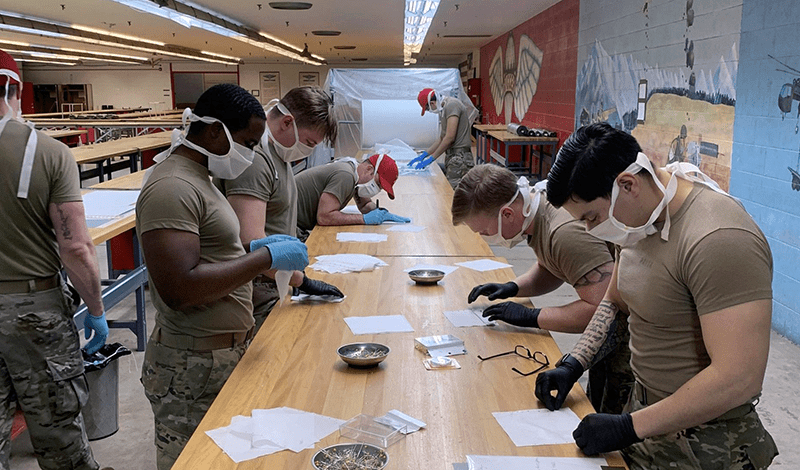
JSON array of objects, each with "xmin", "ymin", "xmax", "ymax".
[
  {"xmin": 171, "ymin": 163, "xmax": 626, "ymax": 469},
  {"xmin": 71, "ymin": 133, "xmax": 171, "ymax": 182}
]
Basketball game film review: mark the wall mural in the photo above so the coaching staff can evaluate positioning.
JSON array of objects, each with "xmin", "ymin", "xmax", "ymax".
[
  {"xmin": 488, "ymin": 34, "xmax": 544, "ymax": 124},
  {"xmin": 575, "ymin": 0, "xmax": 741, "ymax": 190},
  {"xmin": 771, "ymin": 54, "xmax": 800, "ymax": 190}
]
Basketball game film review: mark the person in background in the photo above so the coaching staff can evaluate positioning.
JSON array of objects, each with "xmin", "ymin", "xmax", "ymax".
[
  {"xmin": 216, "ymin": 86, "xmax": 343, "ymax": 331},
  {"xmin": 410, "ymin": 87, "xmax": 474, "ymax": 188},
  {"xmin": 537, "ymin": 122, "xmax": 777, "ymax": 469},
  {"xmin": 452, "ymin": 164, "xmax": 631, "ymax": 414},
  {"xmin": 0, "ymin": 50, "xmax": 111, "ymax": 470},
  {"xmin": 294, "ymin": 153, "xmax": 409, "ymax": 241},
  {"xmin": 136, "ymin": 84, "xmax": 308, "ymax": 469}
]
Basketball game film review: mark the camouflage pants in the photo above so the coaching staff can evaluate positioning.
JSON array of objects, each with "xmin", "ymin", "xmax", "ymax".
[
  {"xmin": 586, "ymin": 314, "xmax": 633, "ymax": 414},
  {"xmin": 444, "ymin": 148, "xmax": 475, "ymax": 188},
  {"xmin": 0, "ymin": 286, "xmax": 98, "ymax": 470},
  {"xmin": 622, "ymin": 387, "xmax": 778, "ymax": 470},
  {"xmin": 141, "ymin": 337, "xmax": 247, "ymax": 470},
  {"xmin": 252, "ymin": 277, "xmax": 280, "ymax": 334}
]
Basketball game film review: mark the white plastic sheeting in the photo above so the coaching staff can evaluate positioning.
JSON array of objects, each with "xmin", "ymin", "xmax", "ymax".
[{"xmin": 307, "ymin": 68, "xmax": 478, "ymax": 166}]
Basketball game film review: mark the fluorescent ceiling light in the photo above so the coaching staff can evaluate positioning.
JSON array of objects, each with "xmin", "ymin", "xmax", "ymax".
[
  {"xmin": 107, "ymin": 0, "xmax": 326, "ymax": 65},
  {"xmin": 0, "ymin": 39, "xmax": 148, "ymax": 64},
  {"xmin": 0, "ymin": 10, "xmax": 238, "ymax": 65},
  {"xmin": 14, "ymin": 57, "xmax": 77, "ymax": 66},
  {"xmin": 404, "ymin": 0, "xmax": 439, "ymax": 65}
]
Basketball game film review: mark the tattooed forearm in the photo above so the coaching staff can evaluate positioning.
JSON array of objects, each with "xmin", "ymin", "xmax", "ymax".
[
  {"xmin": 573, "ymin": 261, "xmax": 614, "ymax": 287},
  {"xmin": 571, "ymin": 299, "xmax": 619, "ymax": 368},
  {"xmin": 55, "ymin": 203, "xmax": 73, "ymax": 240}
]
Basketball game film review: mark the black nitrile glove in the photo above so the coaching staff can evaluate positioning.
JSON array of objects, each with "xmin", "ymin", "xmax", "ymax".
[
  {"xmin": 467, "ymin": 281, "xmax": 519, "ymax": 303},
  {"xmin": 573, "ymin": 412, "xmax": 641, "ymax": 455},
  {"xmin": 481, "ymin": 301, "xmax": 540, "ymax": 328},
  {"xmin": 535, "ymin": 354, "xmax": 584, "ymax": 411},
  {"xmin": 297, "ymin": 275, "xmax": 344, "ymax": 298}
]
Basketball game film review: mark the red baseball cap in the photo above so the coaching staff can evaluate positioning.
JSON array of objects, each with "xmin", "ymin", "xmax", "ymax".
[
  {"xmin": 417, "ymin": 88, "xmax": 435, "ymax": 116},
  {"xmin": 368, "ymin": 153, "xmax": 398, "ymax": 199},
  {"xmin": 0, "ymin": 50, "xmax": 21, "ymax": 88}
]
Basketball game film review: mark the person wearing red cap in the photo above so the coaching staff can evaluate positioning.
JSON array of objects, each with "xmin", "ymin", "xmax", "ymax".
[
  {"xmin": 215, "ymin": 86, "xmax": 344, "ymax": 332},
  {"xmin": 410, "ymin": 87, "xmax": 475, "ymax": 188},
  {"xmin": 0, "ymin": 50, "xmax": 111, "ymax": 469},
  {"xmin": 295, "ymin": 153, "xmax": 410, "ymax": 241}
]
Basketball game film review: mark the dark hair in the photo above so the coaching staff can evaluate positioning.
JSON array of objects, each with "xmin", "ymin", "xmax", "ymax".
[
  {"xmin": 0, "ymin": 83, "xmax": 18, "ymax": 99},
  {"xmin": 188, "ymin": 84, "xmax": 265, "ymax": 136},
  {"xmin": 269, "ymin": 86, "xmax": 337, "ymax": 145},
  {"xmin": 546, "ymin": 122, "xmax": 642, "ymax": 207}
]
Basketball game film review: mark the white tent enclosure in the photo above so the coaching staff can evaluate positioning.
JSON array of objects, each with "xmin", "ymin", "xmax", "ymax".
[{"xmin": 307, "ymin": 68, "xmax": 478, "ymax": 166}]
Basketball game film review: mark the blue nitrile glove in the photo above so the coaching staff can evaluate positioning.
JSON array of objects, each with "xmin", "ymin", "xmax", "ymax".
[
  {"xmin": 408, "ymin": 151, "xmax": 429, "ymax": 167},
  {"xmin": 249, "ymin": 234, "xmax": 297, "ymax": 253},
  {"xmin": 84, "ymin": 311, "xmax": 109, "ymax": 355},
  {"xmin": 573, "ymin": 412, "xmax": 641, "ymax": 455},
  {"xmin": 415, "ymin": 155, "xmax": 435, "ymax": 169},
  {"xmin": 363, "ymin": 208, "xmax": 412, "ymax": 225},
  {"xmin": 266, "ymin": 239, "xmax": 309, "ymax": 271}
]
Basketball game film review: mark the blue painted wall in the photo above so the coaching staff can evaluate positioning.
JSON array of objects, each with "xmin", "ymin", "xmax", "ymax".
[{"xmin": 732, "ymin": 0, "xmax": 800, "ymax": 344}]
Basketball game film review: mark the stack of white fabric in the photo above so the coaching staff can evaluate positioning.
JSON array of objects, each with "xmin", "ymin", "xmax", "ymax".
[{"xmin": 309, "ymin": 254, "xmax": 388, "ymax": 273}]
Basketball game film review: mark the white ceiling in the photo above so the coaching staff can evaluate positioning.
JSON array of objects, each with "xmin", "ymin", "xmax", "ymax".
[{"xmin": 0, "ymin": 0, "xmax": 559, "ymax": 67}]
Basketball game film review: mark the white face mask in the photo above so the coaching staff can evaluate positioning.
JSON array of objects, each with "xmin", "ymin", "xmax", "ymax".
[
  {"xmin": 152, "ymin": 108, "xmax": 256, "ymax": 179},
  {"xmin": 356, "ymin": 154, "xmax": 384, "ymax": 198},
  {"xmin": 263, "ymin": 99, "xmax": 314, "ymax": 163},
  {"xmin": 481, "ymin": 177, "xmax": 540, "ymax": 249},
  {"xmin": 587, "ymin": 152, "xmax": 679, "ymax": 247}
]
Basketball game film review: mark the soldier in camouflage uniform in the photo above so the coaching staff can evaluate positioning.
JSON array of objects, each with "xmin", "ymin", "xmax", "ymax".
[
  {"xmin": 137, "ymin": 84, "xmax": 309, "ymax": 469},
  {"xmin": 536, "ymin": 123, "xmax": 778, "ymax": 469},
  {"xmin": 0, "ymin": 51, "xmax": 109, "ymax": 470},
  {"xmin": 410, "ymin": 88, "xmax": 475, "ymax": 188}
]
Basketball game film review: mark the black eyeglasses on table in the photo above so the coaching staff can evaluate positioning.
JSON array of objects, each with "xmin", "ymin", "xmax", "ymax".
[{"xmin": 477, "ymin": 344, "xmax": 550, "ymax": 376}]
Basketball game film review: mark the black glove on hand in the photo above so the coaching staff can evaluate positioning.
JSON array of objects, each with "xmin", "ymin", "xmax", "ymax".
[
  {"xmin": 534, "ymin": 354, "xmax": 583, "ymax": 411},
  {"xmin": 467, "ymin": 281, "xmax": 519, "ymax": 303},
  {"xmin": 573, "ymin": 412, "xmax": 641, "ymax": 455},
  {"xmin": 298, "ymin": 275, "xmax": 344, "ymax": 298},
  {"xmin": 481, "ymin": 301, "xmax": 540, "ymax": 328}
]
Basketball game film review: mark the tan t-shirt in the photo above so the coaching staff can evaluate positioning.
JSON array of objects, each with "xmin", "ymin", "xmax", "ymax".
[
  {"xmin": 214, "ymin": 142, "xmax": 297, "ymax": 236},
  {"xmin": 136, "ymin": 154, "xmax": 254, "ymax": 337},
  {"xmin": 618, "ymin": 184, "xmax": 773, "ymax": 397},
  {"xmin": 439, "ymin": 98, "xmax": 472, "ymax": 150},
  {"xmin": 0, "ymin": 120, "xmax": 82, "ymax": 280},
  {"xmin": 295, "ymin": 160, "xmax": 358, "ymax": 231},
  {"xmin": 528, "ymin": 194, "xmax": 614, "ymax": 285}
]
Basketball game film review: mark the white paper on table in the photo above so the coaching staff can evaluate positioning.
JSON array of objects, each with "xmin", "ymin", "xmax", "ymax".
[
  {"xmin": 386, "ymin": 224, "xmax": 425, "ymax": 232},
  {"xmin": 309, "ymin": 254, "xmax": 388, "ymax": 274},
  {"xmin": 344, "ymin": 315, "xmax": 414, "ymax": 335},
  {"xmin": 336, "ymin": 232, "xmax": 388, "ymax": 243},
  {"xmin": 374, "ymin": 409, "xmax": 427, "ymax": 435},
  {"xmin": 291, "ymin": 293, "xmax": 346, "ymax": 303},
  {"xmin": 455, "ymin": 259, "xmax": 513, "ymax": 272},
  {"xmin": 403, "ymin": 264, "xmax": 459, "ymax": 276},
  {"xmin": 82, "ymin": 190, "xmax": 140, "ymax": 218},
  {"xmin": 444, "ymin": 309, "xmax": 495, "ymax": 327},
  {"xmin": 341, "ymin": 204, "xmax": 361, "ymax": 214},
  {"xmin": 206, "ymin": 415, "xmax": 283, "ymax": 463},
  {"xmin": 465, "ymin": 455, "xmax": 607, "ymax": 470},
  {"xmin": 492, "ymin": 408, "xmax": 582, "ymax": 447}
]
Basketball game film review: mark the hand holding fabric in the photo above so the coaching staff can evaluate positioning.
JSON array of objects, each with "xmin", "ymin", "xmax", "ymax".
[
  {"xmin": 408, "ymin": 151, "xmax": 429, "ymax": 167},
  {"xmin": 468, "ymin": 281, "xmax": 519, "ymax": 303},
  {"xmin": 534, "ymin": 354, "xmax": 584, "ymax": 411},
  {"xmin": 363, "ymin": 208, "xmax": 411, "ymax": 225},
  {"xmin": 298, "ymin": 275, "xmax": 344, "ymax": 298},
  {"xmin": 573, "ymin": 413, "xmax": 641, "ymax": 455},
  {"xmin": 84, "ymin": 311, "xmax": 109, "ymax": 355},
  {"xmin": 414, "ymin": 155, "xmax": 435, "ymax": 169}
]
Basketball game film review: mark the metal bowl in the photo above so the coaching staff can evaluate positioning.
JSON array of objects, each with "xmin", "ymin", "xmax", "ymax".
[
  {"xmin": 337, "ymin": 343, "xmax": 390, "ymax": 368},
  {"xmin": 311, "ymin": 443, "xmax": 389, "ymax": 470},
  {"xmin": 408, "ymin": 269, "xmax": 445, "ymax": 285}
]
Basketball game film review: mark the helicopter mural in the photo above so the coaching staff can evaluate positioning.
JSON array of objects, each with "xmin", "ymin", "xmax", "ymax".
[{"xmin": 770, "ymin": 54, "xmax": 800, "ymax": 191}]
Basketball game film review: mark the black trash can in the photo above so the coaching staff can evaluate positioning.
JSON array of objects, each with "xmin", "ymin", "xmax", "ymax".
[{"xmin": 81, "ymin": 343, "xmax": 131, "ymax": 440}]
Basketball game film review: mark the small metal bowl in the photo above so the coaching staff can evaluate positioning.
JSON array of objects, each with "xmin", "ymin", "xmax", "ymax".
[
  {"xmin": 408, "ymin": 269, "xmax": 445, "ymax": 285},
  {"xmin": 312, "ymin": 443, "xmax": 389, "ymax": 470},
  {"xmin": 337, "ymin": 343, "xmax": 390, "ymax": 368}
]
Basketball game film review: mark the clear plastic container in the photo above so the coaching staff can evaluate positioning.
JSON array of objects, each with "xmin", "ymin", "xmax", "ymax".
[{"xmin": 339, "ymin": 414, "xmax": 405, "ymax": 448}]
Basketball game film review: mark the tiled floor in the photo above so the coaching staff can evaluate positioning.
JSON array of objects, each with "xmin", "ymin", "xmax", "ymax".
[{"xmin": 8, "ymin": 192, "xmax": 800, "ymax": 469}]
